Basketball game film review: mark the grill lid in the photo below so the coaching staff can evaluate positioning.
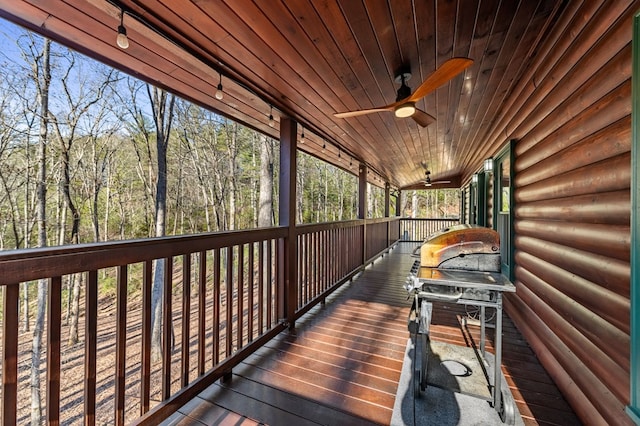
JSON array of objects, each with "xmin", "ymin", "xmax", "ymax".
[{"xmin": 420, "ymin": 224, "xmax": 501, "ymax": 272}]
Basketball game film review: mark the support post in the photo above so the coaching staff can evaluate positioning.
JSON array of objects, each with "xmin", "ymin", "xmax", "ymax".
[
  {"xmin": 384, "ymin": 182, "xmax": 390, "ymax": 217},
  {"xmin": 279, "ymin": 117, "xmax": 297, "ymax": 329},
  {"xmin": 358, "ymin": 164, "xmax": 367, "ymax": 264},
  {"xmin": 384, "ymin": 183, "xmax": 391, "ymax": 247}
]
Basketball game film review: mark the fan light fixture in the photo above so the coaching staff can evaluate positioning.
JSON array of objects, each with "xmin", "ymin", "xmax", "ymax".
[
  {"xmin": 215, "ymin": 73, "xmax": 224, "ymax": 100},
  {"xmin": 395, "ymin": 102, "xmax": 416, "ymax": 118},
  {"xmin": 116, "ymin": 10, "xmax": 129, "ymax": 49},
  {"xmin": 334, "ymin": 58, "xmax": 473, "ymax": 128}
]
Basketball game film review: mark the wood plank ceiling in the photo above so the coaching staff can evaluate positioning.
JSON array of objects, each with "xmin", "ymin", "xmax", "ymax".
[{"xmin": 0, "ymin": 0, "xmax": 565, "ymax": 190}]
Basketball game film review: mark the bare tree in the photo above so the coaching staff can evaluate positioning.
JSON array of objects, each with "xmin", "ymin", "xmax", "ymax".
[
  {"xmin": 49, "ymin": 51, "xmax": 118, "ymax": 344},
  {"xmin": 148, "ymin": 85, "xmax": 176, "ymax": 360},
  {"xmin": 224, "ymin": 120, "xmax": 239, "ymax": 230},
  {"xmin": 258, "ymin": 134, "xmax": 274, "ymax": 227},
  {"xmin": 20, "ymin": 34, "xmax": 52, "ymax": 425}
]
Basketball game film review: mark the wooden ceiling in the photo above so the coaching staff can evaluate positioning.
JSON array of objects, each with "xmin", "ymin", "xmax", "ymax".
[{"xmin": 0, "ymin": 0, "xmax": 565, "ymax": 189}]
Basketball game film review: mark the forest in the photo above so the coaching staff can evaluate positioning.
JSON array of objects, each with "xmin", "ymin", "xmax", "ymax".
[
  {"xmin": 0, "ymin": 27, "xmax": 459, "ymax": 251},
  {"xmin": 0, "ymin": 23, "xmax": 459, "ymax": 424}
]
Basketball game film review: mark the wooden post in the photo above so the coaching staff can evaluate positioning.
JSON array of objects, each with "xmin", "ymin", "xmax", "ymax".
[
  {"xmin": 384, "ymin": 183, "xmax": 390, "ymax": 247},
  {"xmin": 396, "ymin": 189, "xmax": 402, "ymax": 216},
  {"xmin": 279, "ymin": 117, "xmax": 297, "ymax": 329},
  {"xmin": 358, "ymin": 164, "xmax": 367, "ymax": 219},
  {"xmin": 358, "ymin": 164, "xmax": 367, "ymax": 263},
  {"xmin": 384, "ymin": 182, "xmax": 390, "ymax": 217}
]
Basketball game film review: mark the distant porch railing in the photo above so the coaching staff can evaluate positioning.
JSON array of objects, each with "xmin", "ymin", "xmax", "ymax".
[
  {"xmin": 0, "ymin": 217, "xmax": 403, "ymax": 425},
  {"xmin": 399, "ymin": 217, "xmax": 461, "ymax": 242}
]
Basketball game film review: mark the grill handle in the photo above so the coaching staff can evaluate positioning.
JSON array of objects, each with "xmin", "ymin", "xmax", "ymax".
[{"xmin": 417, "ymin": 288, "xmax": 463, "ymax": 302}]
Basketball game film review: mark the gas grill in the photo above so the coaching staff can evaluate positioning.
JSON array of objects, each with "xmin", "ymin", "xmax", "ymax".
[{"xmin": 405, "ymin": 224, "xmax": 517, "ymax": 424}]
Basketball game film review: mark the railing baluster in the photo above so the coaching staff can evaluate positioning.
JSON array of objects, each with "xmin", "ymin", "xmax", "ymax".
[
  {"xmin": 303, "ymin": 234, "xmax": 308, "ymax": 304},
  {"xmin": 266, "ymin": 241, "xmax": 273, "ymax": 327},
  {"xmin": 226, "ymin": 247, "xmax": 233, "ymax": 357},
  {"xmin": 238, "ymin": 244, "xmax": 244, "ymax": 350},
  {"xmin": 314, "ymin": 231, "xmax": 319, "ymax": 297},
  {"xmin": 85, "ymin": 271, "xmax": 98, "ymax": 425},
  {"xmin": 47, "ymin": 276, "xmax": 61, "ymax": 425},
  {"xmin": 258, "ymin": 242, "xmax": 264, "ymax": 333},
  {"xmin": 213, "ymin": 249, "xmax": 220, "ymax": 366},
  {"xmin": 162, "ymin": 258, "xmax": 173, "ymax": 400},
  {"xmin": 323, "ymin": 231, "xmax": 328, "ymax": 292},
  {"xmin": 2, "ymin": 283, "xmax": 19, "ymax": 426},
  {"xmin": 248, "ymin": 243, "xmax": 254, "ymax": 342},
  {"xmin": 181, "ymin": 254, "xmax": 191, "ymax": 387},
  {"xmin": 141, "ymin": 261, "xmax": 152, "ymax": 415},
  {"xmin": 115, "ymin": 265, "xmax": 127, "ymax": 425},
  {"xmin": 198, "ymin": 251, "xmax": 206, "ymax": 375}
]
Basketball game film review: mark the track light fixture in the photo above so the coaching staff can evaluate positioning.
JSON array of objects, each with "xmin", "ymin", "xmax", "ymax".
[
  {"xmin": 116, "ymin": 10, "xmax": 129, "ymax": 49},
  {"xmin": 268, "ymin": 105, "xmax": 275, "ymax": 127},
  {"xmin": 215, "ymin": 73, "xmax": 224, "ymax": 100}
]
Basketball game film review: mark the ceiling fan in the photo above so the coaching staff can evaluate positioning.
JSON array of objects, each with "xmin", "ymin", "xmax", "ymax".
[
  {"xmin": 424, "ymin": 170, "xmax": 451, "ymax": 187},
  {"xmin": 334, "ymin": 57, "xmax": 473, "ymax": 127}
]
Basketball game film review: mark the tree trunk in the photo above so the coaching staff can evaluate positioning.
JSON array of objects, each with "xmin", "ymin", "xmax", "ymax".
[
  {"xmin": 258, "ymin": 135, "xmax": 273, "ymax": 228},
  {"xmin": 69, "ymin": 273, "xmax": 82, "ymax": 345},
  {"xmin": 225, "ymin": 121, "xmax": 238, "ymax": 230},
  {"xmin": 411, "ymin": 191, "xmax": 418, "ymax": 218},
  {"xmin": 148, "ymin": 86, "xmax": 175, "ymax": 361},
  {"xmin": 31, "ymin": 36, "xmax": 51, "ymax": 426}
]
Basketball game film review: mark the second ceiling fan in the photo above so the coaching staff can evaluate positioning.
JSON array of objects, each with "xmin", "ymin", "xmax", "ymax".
[
  {"xmin": 334, "ymin": 57, "xmax": 473, "ymax": 127},
  {"xmin": 424, "ymin": 170, "xmax": 450, "ymax": 187}
]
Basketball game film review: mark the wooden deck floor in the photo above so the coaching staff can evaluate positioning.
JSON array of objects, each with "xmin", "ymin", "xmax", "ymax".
[{"xmin": 162, "ymin": 243, "xmax": 581, "ymax": 426}]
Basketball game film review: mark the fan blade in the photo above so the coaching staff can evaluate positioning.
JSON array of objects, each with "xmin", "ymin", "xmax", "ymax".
[
  {"xmin": 408, "ymin": 57, "xmax": 473, "ymax": 102},
  {"xmin": 432, "ymin": 180, "xmax": 451, "ymax": 184},
  {"xmin": 334, "ymin": 105, "xmax": 395, "ymax": 118},
  {"xmin": 411, "ymin": 109, "xmax": 435, "ymax": 127}
]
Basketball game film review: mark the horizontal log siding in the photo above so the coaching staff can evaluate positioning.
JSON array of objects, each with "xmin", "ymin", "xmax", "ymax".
[{"xmin": 506, "ymin": 2, "xmax": 635, "ymax": 424}]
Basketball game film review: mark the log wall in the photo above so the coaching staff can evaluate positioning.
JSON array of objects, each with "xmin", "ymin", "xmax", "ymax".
[{"xmin": 491, "ymin": 2, "xmax": 635, "ymax": 424}]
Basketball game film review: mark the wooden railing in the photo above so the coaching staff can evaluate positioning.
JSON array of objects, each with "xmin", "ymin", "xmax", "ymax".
[
  {"xmin": 0, "ymin": 218, "xmax": 405, "ymax": 425},
  {"xmin": 399, "ymin": 217, "xmax": 460, "ymax": 242},
  {"xmin": 295, "ymin": 220, "xmax": 363, "ymax": 316},
  {"xmin": 365, "ymin": 217, "xmax": 401, "ymax": 262}
]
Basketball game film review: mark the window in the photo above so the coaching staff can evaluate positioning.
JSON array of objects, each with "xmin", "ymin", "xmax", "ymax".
[{"xmin": 493, "ymin": 141, "xmax": 515, "ymax": 280}]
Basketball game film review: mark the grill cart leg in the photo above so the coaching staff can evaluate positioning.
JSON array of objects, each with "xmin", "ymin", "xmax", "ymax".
[
  {"xmin": 419, "ymin": 299, "xmax": 432, "ymax": 392},
  {"xmin": 408, "ymin": 295, "xmax": 433, "ymax": 396}
]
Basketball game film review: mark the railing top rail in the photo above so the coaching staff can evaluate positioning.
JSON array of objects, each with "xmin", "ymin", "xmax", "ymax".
[
  {"xmin": 295, "ymin": 217, "xmax": 402, "ymax": 235},
  {"xmin": 295, "ymin": 219, "xmax": 364, "ymax": 234},
  {"xmin": 365, "ymin": 217, "xmax": 400, "ymax": 224},
  {"xmin": 0, "ymin": 226, "xmax": 287, "ymax": 285},
  {"xmin": 399, "ymin": 217, "xmax": 460, "ymax": 222}
]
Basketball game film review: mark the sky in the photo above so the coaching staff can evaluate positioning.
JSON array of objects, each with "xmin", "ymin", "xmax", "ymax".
[{"xmin": 0, "ymin": 18, "xmax": 27, "ymax": 64}]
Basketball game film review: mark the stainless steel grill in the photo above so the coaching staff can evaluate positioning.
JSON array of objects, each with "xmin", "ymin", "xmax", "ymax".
[{"xmin": 405, "ymin": 224, "xmax": 517, "ymax": 424}]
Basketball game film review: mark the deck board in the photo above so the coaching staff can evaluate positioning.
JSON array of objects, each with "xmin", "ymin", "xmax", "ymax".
[{"xmin": 163, "ymin": 243, "xmax": 580, "ymax": 425}]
